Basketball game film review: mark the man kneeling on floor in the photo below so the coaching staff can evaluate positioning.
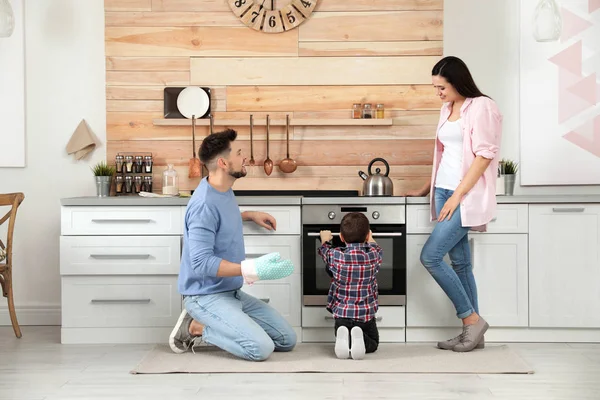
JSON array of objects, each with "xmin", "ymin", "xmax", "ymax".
[{"xmin": 169, "ymin": 128, "xmax": 297, "ymax": 361}]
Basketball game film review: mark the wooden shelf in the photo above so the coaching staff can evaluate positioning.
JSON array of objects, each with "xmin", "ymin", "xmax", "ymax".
[{"xmin": 152, "ymin": 118, "xmax": 393, "ymax": 127}]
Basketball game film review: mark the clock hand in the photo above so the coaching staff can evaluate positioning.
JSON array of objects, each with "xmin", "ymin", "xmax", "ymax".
[{"xmin": 271, "ymin": 0, "xmax": 274, "ymax": 10}]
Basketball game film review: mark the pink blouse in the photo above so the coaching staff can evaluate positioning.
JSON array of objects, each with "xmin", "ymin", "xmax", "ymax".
[{"xmin": 429, "ymin": 96, "xmax": 503, "ymax": 232}]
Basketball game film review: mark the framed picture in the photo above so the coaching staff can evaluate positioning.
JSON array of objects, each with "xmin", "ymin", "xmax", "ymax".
[{"xmin": 520, "ymin": 0, "xmax": 600, "ymax": 185}]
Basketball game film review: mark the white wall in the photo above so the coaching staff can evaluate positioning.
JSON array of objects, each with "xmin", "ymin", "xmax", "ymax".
[
  {"xmin": 444, "ymin": 0, "xmax": 600, "ymax": 195},
  {"xmin": 0, "ymin": 0, "xmax": 106, "ymax": 325},
  {"xmin": 1, "ymin": 0, "xmax": 599, "ymax": 327}
]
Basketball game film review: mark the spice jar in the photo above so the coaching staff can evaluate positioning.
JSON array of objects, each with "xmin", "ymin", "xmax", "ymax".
[
  {"xmin": 362, "ymin": 103, "xmax": 373, "ymax": 119},
  {"xmin": 125, "ymin": 176, "xmax": 133, "ymax": 193},
  {"xmin": 124, "ymin": 156, "xmax": 134, "ymax": 173},
  {"xmin": 134, "ymin": 176, "xmax": 142, "ymax": 193},
  {"xmin": 115, "ymin": 155, "xmax": 124, "ymax": 173},
  {"xmin": 144, "ymin": 155, "xmax": 153, "ymax": 173},
  {"xmin": 352, "ymin": 103, "xmax": 362, "ymax": 119},
  {"xmin": 376, "ymin": 104, "xmax": 385, "ymax": 119},
  {"xmin": 115, "ymin": 175, "xmax": 124, "ymax": 194},
  {"xmin": 134, "ymin": 156, "xmax": 143, "ymax": 173},
  {"xmin": 162, "ymin": 164, "xmax": 179, "ymax": 196},
  {"xmin": 143, "ymin": 176, "xmax": 153, "ymax": 192}
]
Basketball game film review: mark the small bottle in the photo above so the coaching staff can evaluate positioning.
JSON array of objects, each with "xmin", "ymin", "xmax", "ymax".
[
  {"xmin": 115, "ymin": 175, "xmax": 124, "ymax": 194},
  {"xmin": 162, "ymin": 164, "xmax": 179, "ymax": 196},
  {"xmin": 362, "ymin": 103, "xmax": 373, "ymax": 119},
  {"xmin": 376, "ymin": 104, "xmax": 385, "ymax": 119},
  {"xmin": 124, "ymin": 156, "xmax": 134, "ymax": 173},
  {"xmin": 125, "ymin": 176, "xmax": 133, "ymax": 193},
  {"xmin": 352, "ymin": 103, "xmax": 362, "ymax": 119},
  {"xmin": 134, "ymin": 156, "xmax": 143, "ymax": 173},
  {"xmin": 134, "ymin": 176, "xmax": 142, "ymax": 193},
  {"xmin": 144, "ymin": 155, "xmax": 153, "ymax": 173},
  {"xmin": 144, "ymin": 176, "xmax": 153, "ymax": 192},
  {"xmin": 115, "ymin": 155, "xmax": 124, "ymax": 173}
]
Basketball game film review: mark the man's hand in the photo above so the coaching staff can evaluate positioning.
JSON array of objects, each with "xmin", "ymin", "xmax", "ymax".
[
  {"xmin": 244, "ymin": 211, "xmax": 277, "ymax": 231},
  {"xmin": 320, "ymin": 230, "xmax": 333, "ymax": 244}
]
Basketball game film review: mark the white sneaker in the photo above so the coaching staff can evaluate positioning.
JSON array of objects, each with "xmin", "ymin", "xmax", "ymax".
[
  {"xmin": 350, "ymin": 326, "xmax": 366, "ymax": 360},
  {"xmin": 334, "ymin": 326, "xmax": 350, "ymax": 359}
]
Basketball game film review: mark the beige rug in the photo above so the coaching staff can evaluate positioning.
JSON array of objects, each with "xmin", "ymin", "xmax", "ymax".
[{"xmin": 130, "ymin": 343, "xmax": 533, "ymax": 374}]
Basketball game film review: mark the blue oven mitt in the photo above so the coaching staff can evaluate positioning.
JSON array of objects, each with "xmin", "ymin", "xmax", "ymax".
[{"xmin": 241, "ymin": 252, "xmax": 294, "ymax": 285}]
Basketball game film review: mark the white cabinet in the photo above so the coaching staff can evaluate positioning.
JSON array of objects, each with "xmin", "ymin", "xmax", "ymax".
[
  {"xmin": 406, "ymin": 233, "xmax": 528, "ymax": 328},
  {"xmin": 529, "ymin": 205, "xmax": 600, "ymax": 328}
]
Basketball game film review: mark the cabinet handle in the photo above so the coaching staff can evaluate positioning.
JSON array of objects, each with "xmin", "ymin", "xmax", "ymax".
[
  {"xmin": 91, "ymin": 299, "xmax": 151, "ymax": 304},
  {"xmin": 552, "ymin": 207, "xmax": 585, "ymax": 213},
  {"xmin": 91, "ymin": 219, "xmax": 153, "ymax": 223},
  {"xmin": 324, "ymin": 316, "xmax": 383, "ymax": 322},
  {"xmin": 90, "ymin": 254, "xmax": 151, "ymax": 260},
  {"xmin": 259, "ymin": 298, "xmax": 270, "ymax": 303}
]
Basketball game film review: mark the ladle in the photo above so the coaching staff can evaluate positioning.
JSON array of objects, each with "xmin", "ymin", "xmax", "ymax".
[{"xmin": 279, "ymin": 114, "xmax": 297, "ymax": 173}]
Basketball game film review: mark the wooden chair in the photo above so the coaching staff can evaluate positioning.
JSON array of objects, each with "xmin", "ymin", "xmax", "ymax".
[{"xmin": 0, "ymin": 193, "xmax": 24, "ymax": 338}]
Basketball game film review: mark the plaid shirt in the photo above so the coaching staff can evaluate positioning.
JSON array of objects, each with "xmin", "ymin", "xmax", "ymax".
[{"xmin": 318, "ymin": 241, "xmax": 383, "ymax": 322}]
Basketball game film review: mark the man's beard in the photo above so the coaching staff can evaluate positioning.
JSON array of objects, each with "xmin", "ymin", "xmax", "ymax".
[{"xmin": 228, "ymin": 166, "xmax": 246, "ymax": 179}]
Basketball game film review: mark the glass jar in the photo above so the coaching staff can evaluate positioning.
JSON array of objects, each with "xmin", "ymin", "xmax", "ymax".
[
  {"xmin": 125, "ymin": 176, "xmax": 133, "ymax": 193},
  {"xmin": 162, "ymin": 164, "xmax": 179, "ymax": 196},
  {"xmin": 134, "ymin": 156, "xmax": 143, "ymax": 173},
  {"xmin": 134, "ymin": 176, "xmax": 142, "ymax": 193},
  {"xmin": 144, "ymin": 155, "xmax": 153, "ymax": 173},
  {"xmin": 124, "ymin": 155, "xmax": 134, "ymax": 173},
  {"xmin": 115, "ymin": 175, "xmax": 124, "ymax": 194},
  {"xmin": 143, "ymin": 176, "xmax": 153, "ymax": 192},
  {"xmin": 362, "ymin": 103, "xmax": 373, "ymax": 119},
  {"xmin": 115, "ymin": 155, "xmax": 124, "ymax": 173},
  {"xmin": 376, "ymin": 104, "xmax": 385, "ymax": 119},
  {"xmin": 352, "ymin": 103, "xmax": 362, "ymax": 119}
]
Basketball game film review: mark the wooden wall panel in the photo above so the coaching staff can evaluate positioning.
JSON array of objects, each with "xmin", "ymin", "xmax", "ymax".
[
  {"xmin": 298, "ymin": 41, "xmax": 443, "ymax": 57},
  {"xmin": 298, "ymin": 12, "xmax": 443, "ymax": 42},
  {"xmin": 191, "ymin": 56, "xmax": 437, "ymax": 86},
  {"xmin": 104, "ymin": 0, "xmax": 443, "ymax": 194},
  {"xmin": 226, "ymin": 86, "xmax": 441, "ymax": 112}
]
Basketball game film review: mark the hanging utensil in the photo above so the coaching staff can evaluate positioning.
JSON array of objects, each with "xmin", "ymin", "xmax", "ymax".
[
  {"xmin": 188, "ymin": 115, "xmax": 202, "ymax": 178},
  {"xmin": 279, "ymin": 114, "xmax": 297, "ymax": 174},
  {"xmin": 249, "ymin": 114, "xmax": 255, "ymax": 166},
  {"xmin": 264, "ymin": 114, "xmax": 273, "ymax": 176}
]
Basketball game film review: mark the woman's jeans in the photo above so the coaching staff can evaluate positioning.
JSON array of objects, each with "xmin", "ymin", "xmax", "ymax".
[{"xmin": 419, "ymin": 187, "xmax": 479, "ymax": 319}]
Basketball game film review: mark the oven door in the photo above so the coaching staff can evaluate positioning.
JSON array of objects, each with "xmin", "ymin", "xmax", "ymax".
[{"xmin": 302, "ymin": 224, "xmax": 406, "ymax": 306}]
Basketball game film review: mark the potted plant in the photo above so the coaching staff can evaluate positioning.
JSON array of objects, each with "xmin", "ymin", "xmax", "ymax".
[
  {"xmin": 91, "ymin": 161, "xmax": 116, "ymax": 197},
  {"xmin": 499, "ymin": 158, "xmax": 519, "ymax": 196}
]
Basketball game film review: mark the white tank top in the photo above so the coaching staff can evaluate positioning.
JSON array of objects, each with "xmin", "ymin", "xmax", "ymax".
[{"xmin": 435, "ymin": 119, "xmax": 463, "ymax": 191}]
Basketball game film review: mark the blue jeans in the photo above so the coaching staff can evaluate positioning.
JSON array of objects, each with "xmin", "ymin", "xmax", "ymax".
[
  {"xmin": 184, "ymin": 289, "xmax": 297, "ymax": 361},
  {"xmin": 420, "ymin": 187, "xmax": 479, "ymax": 319}
]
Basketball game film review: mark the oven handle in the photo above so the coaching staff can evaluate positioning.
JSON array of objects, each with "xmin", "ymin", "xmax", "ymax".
[{"xmin": 307, "ymin": 232, "xmax": 402, "ymax": 237}]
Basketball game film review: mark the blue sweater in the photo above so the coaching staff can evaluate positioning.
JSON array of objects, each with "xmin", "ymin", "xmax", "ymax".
[{"xmin": 178, "ymin": 178, "xmax": 245, "ymax": 295}]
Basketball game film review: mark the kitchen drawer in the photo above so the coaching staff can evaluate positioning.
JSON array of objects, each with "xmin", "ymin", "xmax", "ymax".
[
  {"xmin": 241, "ymin": 275, "xmax": 301, "ymax": 327},
  {"xmin": 61, "ymin": 275, "xmax": 181, "ymax": 328},
  {"xmin": 239, "ymin": 206, "xmax": 301, "ymax": 235},
  {"xmin": 407, "ymin": 203, "xmax": 528, "ymax": 234},
  {"xmin": 244, "ymin": 235, "xmax": 301, "ymax": 275},
  {"xmin": 61, "ymin": 206, "xmax": 182, "ymax": 235},
  {"xmin": 60, "ymin": 236, "xmax": 180, "ymax": 275},
  {"xmin": 301, "ymin": 306, "xmax": 406, "ymax": 328}
]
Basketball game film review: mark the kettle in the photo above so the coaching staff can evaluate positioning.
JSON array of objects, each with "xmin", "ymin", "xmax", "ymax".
[{"xmin": 358, "ymin": 158, "xmax": 393, "ymax": 196}]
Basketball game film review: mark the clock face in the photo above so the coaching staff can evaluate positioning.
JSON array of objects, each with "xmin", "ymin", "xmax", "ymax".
[{"xmin": 228, "ymin": 0, "xmax": 318, "ymax": 33}]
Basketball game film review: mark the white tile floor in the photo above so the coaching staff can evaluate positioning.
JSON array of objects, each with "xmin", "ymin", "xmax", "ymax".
[{"xmin": 1, "ymin": 326, "xmax": 600, "ymax": 400}]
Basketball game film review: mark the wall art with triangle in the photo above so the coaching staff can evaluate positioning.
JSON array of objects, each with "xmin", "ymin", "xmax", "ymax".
[{"xmin": 520, "ymin": 0, "xmax": 600, "ymax": 185}]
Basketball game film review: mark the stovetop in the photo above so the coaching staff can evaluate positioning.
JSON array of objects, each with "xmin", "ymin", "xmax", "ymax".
[{"xmin": 233, "ymin": 190, "xmax": 360, "ymax": 197}]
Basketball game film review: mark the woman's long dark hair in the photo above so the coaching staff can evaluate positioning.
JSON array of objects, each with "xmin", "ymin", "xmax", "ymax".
[{"xmin": 432, "ymin": 56, "xmax": 488, "ymax": 99}]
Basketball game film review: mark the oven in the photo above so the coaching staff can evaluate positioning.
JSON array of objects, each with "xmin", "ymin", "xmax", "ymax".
[{"xmin": 301, "ymin": 201, "xmax": 406, "ymax": 307}]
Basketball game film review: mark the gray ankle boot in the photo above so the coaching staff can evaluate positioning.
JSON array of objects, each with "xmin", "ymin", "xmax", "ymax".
[
  {"xmin": 437, "ymin": 334, "xmax": 485, "ymax": 350},
  {"xmin": 453, "ymin": 317, "xmax": 489, "ymax": 352}
]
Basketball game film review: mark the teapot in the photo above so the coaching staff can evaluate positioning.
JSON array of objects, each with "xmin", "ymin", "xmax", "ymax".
[{"xmin": 358, "ymin": 158, "xmax": 393, "ymax": 196}]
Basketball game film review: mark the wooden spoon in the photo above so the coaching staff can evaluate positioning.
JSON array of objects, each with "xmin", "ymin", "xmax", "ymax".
[
  {"xmin": 249, "ymin": 114, "xmax": 255, "ymax": 166},
  {"xmin": 264, "ymin": 114, "xmax": 273, "ymax": 176},
  {"xmin": 279, "ymin": 114, "xmax": 297, "ymax": 173}
]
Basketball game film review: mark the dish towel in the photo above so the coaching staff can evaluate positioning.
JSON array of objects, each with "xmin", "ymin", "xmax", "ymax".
[{"xmin": 66, "ymin": 119, "xmax": 97, "ymax": 160}]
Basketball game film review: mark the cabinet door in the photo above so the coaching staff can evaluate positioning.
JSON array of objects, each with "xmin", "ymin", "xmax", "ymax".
[
  {"xmin": 529, "ymin": 205, "xmax": 600, "ymax": 328},
  {"xmin": 243, "ymin": 235, "xmax": 301, "ymax": 274},
  {"xmin": 406, "ymin": 233, "xmax": 528, "ymax": 327}
]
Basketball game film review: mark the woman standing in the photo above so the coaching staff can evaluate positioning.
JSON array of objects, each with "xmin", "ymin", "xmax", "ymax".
[{"xmin": 405, "ymin": 56, "xmax": 503, "ymax": 352}]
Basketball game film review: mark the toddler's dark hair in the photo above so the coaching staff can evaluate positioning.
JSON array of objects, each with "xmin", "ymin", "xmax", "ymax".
[{"xmin": 340, "ymin": 212, "xmax": 370, "ymax": 243}]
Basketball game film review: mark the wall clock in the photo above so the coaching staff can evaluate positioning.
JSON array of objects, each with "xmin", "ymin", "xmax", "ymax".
[{"xmin": 227, "ymin": 0, "xmax": 317, "ymax": 33}]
